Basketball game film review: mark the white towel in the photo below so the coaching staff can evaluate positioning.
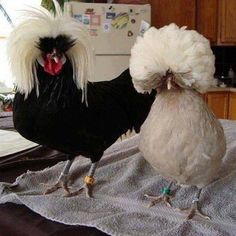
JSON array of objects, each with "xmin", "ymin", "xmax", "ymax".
[{"xmin": 1, "ymin": 120, "xmax": 236, "ymax": 236}]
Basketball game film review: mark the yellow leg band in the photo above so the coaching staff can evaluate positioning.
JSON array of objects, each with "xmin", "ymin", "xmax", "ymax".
[{"xmin": 84, "ymin": 176, "xmax": 95, "ymax": 185}]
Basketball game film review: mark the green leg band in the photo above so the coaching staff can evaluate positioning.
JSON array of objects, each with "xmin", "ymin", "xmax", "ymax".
[{"xmin": 161, "ymin": 187, "xmax": 170, "ymax": 195}]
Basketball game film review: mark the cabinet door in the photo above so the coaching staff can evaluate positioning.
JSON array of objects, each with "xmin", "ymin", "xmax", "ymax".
[
  {"xmin": 219, "ymin": 0, "xmax": 236, "ymax": 44},
  {"xmin": 196, "ymin": 0, "xmax": 218, "ymax": 44},
  {"xmin": 228, "ymin": 92, "xmax": 236, "ymax": 120},
  {"xmin": 206, "ymin": 92, "xmax": 229, "ymax": 119},
  {"xmin": 150, "ymin": 0, "xmax": 196, "ymax": 29}
]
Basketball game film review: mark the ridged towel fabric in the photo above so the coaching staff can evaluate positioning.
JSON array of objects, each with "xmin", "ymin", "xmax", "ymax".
[{"xmin": 0, "ymin": 120, "xmax": 236, "ymax": 236}]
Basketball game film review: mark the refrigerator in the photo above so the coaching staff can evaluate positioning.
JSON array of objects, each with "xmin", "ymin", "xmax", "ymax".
[{"xmin": 64, "ymin": 2, "xmax": 151, "ymax": 82}]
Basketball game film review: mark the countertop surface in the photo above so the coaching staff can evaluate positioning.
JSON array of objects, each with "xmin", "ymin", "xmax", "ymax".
[{"xmin": 207, "ymin": 87, "xmax": 236, "ymax": 92}]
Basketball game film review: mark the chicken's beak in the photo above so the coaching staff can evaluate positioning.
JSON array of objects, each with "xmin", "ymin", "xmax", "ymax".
[
  {"xmin": 53, "ymin": 55, "xmax": 59, "ymax": 63},
  {"xmin": 167, "ymin": 77, "xmax": 172, "ymax": 90},
  {"xmin": 50, "ymin": 49, "xmax": 66, "ymax": 64},
  {"xmin": 51, "ymin": 49, "xmax": 59, "ymax": 63}
]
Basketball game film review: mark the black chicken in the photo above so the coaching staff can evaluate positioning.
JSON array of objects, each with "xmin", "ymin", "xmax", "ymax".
[{"xmin": 8, "ymin": 1, "xmax": 155, "ymax": 197}]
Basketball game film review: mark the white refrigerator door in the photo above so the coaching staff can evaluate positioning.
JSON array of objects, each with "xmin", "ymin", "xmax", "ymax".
[
  {"xmin": 65, "ymin": 2, "xmax": 151, "ymax": 54},
  {"xmin": 65, "ymin": 2, "xmax": 151, "ymax": 80},
  {"xmin": 92, "ymin": 55, "xmax": 130, "ymax": 82}
]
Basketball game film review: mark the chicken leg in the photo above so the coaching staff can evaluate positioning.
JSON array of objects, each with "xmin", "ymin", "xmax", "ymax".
[
  {"xmin": 144, "ymin": 181, "xmax": 173, "ymax": 207},
  {"xmin": 65, "ymin": 162, "xmax": 98, "ymax": 198},
  {"xmin": 177, "ymin": 188, "xmax": 210, "ymax": 220},
  {"xmin": 43, "ymin": 157, "xmax": 74, "ymax": 195}
]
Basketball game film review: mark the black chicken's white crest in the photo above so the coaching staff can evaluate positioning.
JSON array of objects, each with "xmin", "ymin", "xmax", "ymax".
[{"xmin": 7, "ymin": 0, "xmax": 95, "ymax": 98}]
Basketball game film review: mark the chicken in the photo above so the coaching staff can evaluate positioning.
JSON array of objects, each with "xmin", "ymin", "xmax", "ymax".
[
  {"xmin": 8, "ymin": 1, "xmax": 155, "ymax": 198},
  {"xmin": 129, "ymin": 23, "xmax": 226, "ymax": 219}
]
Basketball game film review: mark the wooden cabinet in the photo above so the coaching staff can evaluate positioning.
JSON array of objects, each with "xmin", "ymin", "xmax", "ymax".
[
  {"xmin": 150, "ymin": 0, "xmax": 236, "ymax": 45},
  {"xmin": 228, "ymin": 92, "xmax": 236, "ymax": 120},
  {"xmin": 150, "ymin": 0, "xmax": 196, "ymax": 30},
  {"xmin": 206, "ymin": 92, "xmax": 229, "ymax": 119},
  {"xmin": 218, "ymin": 0, "xmax": 236, "ymax": 44},
  {"xmin": 196, "ymin": 0, "xmax": 218, "ymax": 44},
  {"xmin": 204, "ymin": 90, "xmax": 236, "ymax": 120}
]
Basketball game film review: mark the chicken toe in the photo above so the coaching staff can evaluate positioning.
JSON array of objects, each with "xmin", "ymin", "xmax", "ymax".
[
  {"xmin": 177, "ymin": 199, "xmax": 210, "ymax": 220},
  {"xmin": 145, "ymin": 186, "xmax": 172, "ymax": 208},
  {"xmin": 176, "ymin": 189, "xmax": 210, "ymax": 220},
  {"xmin": 65, "ymin": 175, "xmax": 95, "ymax": 198},
  {"xmin": 42, "ymin": 179, "xmax": 70, "ymax": 195},
  {"xmin": 64, "ymin": 162, "xmax": 98, "ymax": 198},
  {"xmin": 42, "ymin": 159, "xmax": 74, "ymax": 195}
]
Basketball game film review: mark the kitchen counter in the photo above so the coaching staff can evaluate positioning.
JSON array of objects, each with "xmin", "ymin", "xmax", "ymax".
[{"xmin": 207, "ymin": 87, "xmax": 236, "ymax": 92}]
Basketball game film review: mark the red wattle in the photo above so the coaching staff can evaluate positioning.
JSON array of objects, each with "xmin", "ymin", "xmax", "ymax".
[{"xmin": 44, "ymin": 58, "xmax": 63, "ymax": 76}]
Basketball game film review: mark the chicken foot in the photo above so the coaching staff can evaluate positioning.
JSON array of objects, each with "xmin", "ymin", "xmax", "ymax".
[
  {"xmin": 43, "ymin": 158, "xmax": 74, "ymax": 195},
  {"xmin": 145, "ymin": 181, "xmax": 173, "ymax": 207},
  {"xmin": 65, "ymin": 162, "xmax": 98, "ymax": 198},
  {"xmin": 177, "ymin": 188, "xmax": 210, "ymax": 220}
]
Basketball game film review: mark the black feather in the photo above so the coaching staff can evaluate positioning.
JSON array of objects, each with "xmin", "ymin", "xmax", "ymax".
[
  {"xmin": 13, "ymin": 59, "xmax": 155, "ymax": 163},
  {"xmin": 36, "ymin": 35, "xmax": 75, "ymax": 53}
]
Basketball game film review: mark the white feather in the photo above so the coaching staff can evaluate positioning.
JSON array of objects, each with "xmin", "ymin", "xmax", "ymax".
[
  {"xmin": 131, "ymin": 23, "xmax": 226, "ymax": 190},
  {"xmin": 139, "ymin": 89, "xmax": 226, "ymax": 188},
  {"xmin": 130, "ymin": 23, "xmax": 215, "ymax": 94},
  {"xmin": 7, "ymin": 0, "xmax": 95, "ymax": 98}
]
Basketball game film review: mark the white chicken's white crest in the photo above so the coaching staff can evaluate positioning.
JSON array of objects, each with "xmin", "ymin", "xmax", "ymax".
[
  {"xmin": 7, "ymin": 0, "xmax": 95, "ymax": 99},
  {"xmin": 129, "ymin": 23, "xmax": 215, "ymax": 93}
]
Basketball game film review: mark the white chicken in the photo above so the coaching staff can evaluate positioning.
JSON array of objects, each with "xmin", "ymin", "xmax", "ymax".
[{"xmin": 129, "ymin": 23, "xmax": 226, "ymax": 220}]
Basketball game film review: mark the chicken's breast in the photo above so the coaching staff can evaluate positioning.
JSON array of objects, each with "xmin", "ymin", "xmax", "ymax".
[{"xmin": 140, "ymin": 88, "xmax": 226, "ymax": 188}]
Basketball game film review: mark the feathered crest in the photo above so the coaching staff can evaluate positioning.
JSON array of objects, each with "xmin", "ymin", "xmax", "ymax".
[
  {"xmin": 129, "ymin": 23, "xmax": 215, "ymax": 94},
  {"xmin": 7, "ymin": 0, "xmax": 95, "ymax": 99}
]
